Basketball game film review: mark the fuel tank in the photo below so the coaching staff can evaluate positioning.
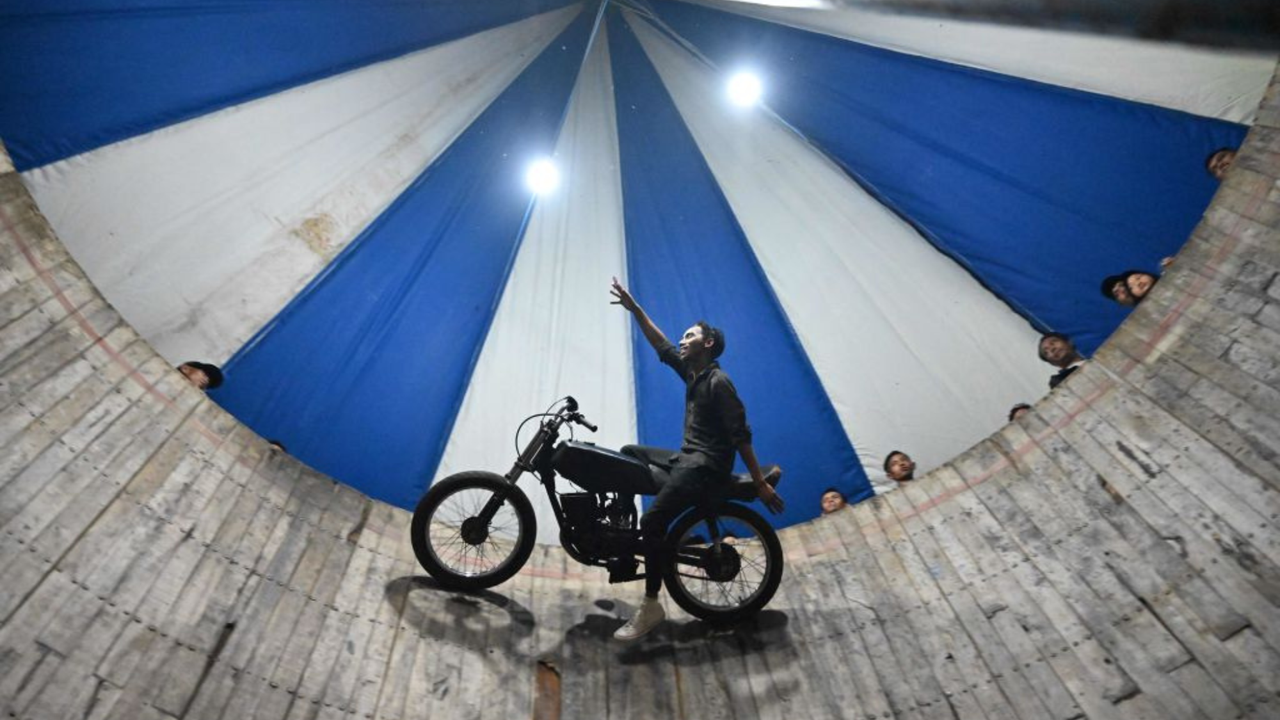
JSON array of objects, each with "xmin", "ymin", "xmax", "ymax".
[{"xmin": 551, "ymin": 441, "xmax": 659, "ymax": 495}]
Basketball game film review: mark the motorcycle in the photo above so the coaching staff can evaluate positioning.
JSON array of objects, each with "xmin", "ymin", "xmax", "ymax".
[{"xmin": 410, "ymin": 396, "xmax": 785, "ymax": 625}]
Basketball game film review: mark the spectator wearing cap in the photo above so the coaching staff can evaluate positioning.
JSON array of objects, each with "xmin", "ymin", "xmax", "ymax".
[
  {"xmin": 1100, "ymin": 273, "xmax": 1136, "ymax": 306},
  {"xmin": 1102, "ymin": 268, "xmax": 1164, "ymax": 307},
  {"xmin": 1038, "ymin": 333, "xmax": 1085, "ymax": 389},
  {"xmin": 178, "ymin": 361, "xmax": 223, "ymax": 391}
]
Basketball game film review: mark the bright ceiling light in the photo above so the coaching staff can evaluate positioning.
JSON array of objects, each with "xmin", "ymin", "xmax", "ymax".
[
  {"xmin": 525, "ymin": 158, "xmax": 560, "ymax": 195},
  {"xmin": 727, "ymin": 72, "xmax": 763, "ymax": 107}
]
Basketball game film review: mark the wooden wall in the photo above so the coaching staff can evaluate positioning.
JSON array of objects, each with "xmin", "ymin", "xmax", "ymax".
[{"xmin": 2, "ymin": 64, "xmax": 1278, "ymax": 720}]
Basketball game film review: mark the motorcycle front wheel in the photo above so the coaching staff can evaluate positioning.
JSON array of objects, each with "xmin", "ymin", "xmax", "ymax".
[
  {"xmin": 663, "ymin": 502, "xmax": 784, "ymax": 626},
  {"xmin": 410, "ymin": 471, "xmax": 536, "ymax": 591}
]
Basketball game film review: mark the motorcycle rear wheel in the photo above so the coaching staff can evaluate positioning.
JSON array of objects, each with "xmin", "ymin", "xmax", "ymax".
[
  {"xmin": 662, "ymin": 502, "xmax": 784, "ymax": 626},
  {"xmin": 410, "ymin": 471, "xmax": 536, "ymax": 591}
]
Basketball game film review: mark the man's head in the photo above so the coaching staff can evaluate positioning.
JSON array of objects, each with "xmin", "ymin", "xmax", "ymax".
[
  {"xmin": 1206, "ymin": 148, "xmax": 1236, "ymax": 181},
  {"xmin": 678, "ymin": 320, "xmax": 725, "ymax": 363},
  {"xmin": 1038, "ymin": 333, "xmax": 1081, "ymax": 369},
  {"xmin": 884, "ymin": 451, "xmax": 916, "ymax": 482},
  {"xmin": 1101, "ymin": 274, "xmax": 1136, "ymax": 306},
  {"xmin": 820, "ymin": 488, "xmax": 846, "ymax": 515},
  {"xmin": 1124, "ymin": 271, "xmax": 1157, "ymax": 302},
  {"xmin": 1008, "ymin": 403, "xmax": 1032, "ymax": 422},
  {"xmin": 178, "ymin": 361, "xmax": 223, "ymax": 390}
]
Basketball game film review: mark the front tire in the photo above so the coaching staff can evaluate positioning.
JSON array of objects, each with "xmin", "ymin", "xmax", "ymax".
[
  {"xmin": 410, "ymin": 471, "xmax": 536, "ymax": 591},
  {"xmin": 662, "ymin": 502, "xmax": 784, "ymax": 626}
]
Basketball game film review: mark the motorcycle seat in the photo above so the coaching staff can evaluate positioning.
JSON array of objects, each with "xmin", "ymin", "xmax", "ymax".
[{"xmin": 647, "ymin": 463, "xmax": 782, "ymax": 501}]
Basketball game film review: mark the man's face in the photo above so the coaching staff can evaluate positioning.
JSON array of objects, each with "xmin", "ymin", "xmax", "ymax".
[
  {"xmin": 678, "ymin": 325, "xmax": 712, "ymax": 362},
  {"xmin": 1126, "ymin": 272, "xmax": 1155, "ymax": 299},
  {"xmin": 1039, "ymin": 336, "xmax": 1075, "ymax": 368},
  {"xmin": 821, "ymin": 491, "xmax": 845, "ymax": 515},
  {"xmin": 179, "ymin": 363, "xmax": 210, "ymax": 390},
  {"xmin": 1208, "ymin": 150, "xmax": 1236, "ymax": 180},
  {"xmin": 1109, "ymin": 280, "xmax": 1136, "ymax": 306},
  {"xmin": 1011, "ymin": 406, "xmax": 1030, "ymax": 421},
  {"xmin": 887, "ymin": 453, "xmax": 916, "ymax": 482}
]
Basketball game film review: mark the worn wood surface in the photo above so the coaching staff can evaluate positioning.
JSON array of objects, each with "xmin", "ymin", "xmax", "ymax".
[{"xmin": 2, "ymin": 62, "xmax": 1279, "ymax": 720}]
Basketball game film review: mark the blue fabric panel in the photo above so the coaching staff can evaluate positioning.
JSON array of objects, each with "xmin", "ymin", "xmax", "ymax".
[
  {"xmin": 212, "ymin": 12, "xmax": 595, "ymax": 510},
  {"xmin": 0, "ymin": 0, "xmax": 577, "ymax": 171},
  {"xmin": 607, "ymin": 11, "xmax": 873, "ymax": 529},
  {"xmin": 652, "ymin": 0, "xmax": 1247, "ymax": 355}
]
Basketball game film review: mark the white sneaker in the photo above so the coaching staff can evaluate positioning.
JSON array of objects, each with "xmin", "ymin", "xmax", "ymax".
[{"xmin": 614, "ymin": 597, "xmax": 665, "ymax": 641}]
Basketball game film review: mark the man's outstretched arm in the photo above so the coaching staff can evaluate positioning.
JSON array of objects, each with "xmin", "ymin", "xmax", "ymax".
[{"xmin": 611, "ymin": 277, "xmax": 670, "ymax": 352}]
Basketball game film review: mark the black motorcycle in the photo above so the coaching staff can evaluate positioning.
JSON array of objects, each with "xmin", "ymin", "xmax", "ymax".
[{"xmin": 410, "ymin": 397, "xmax": 785, "ymax": 625}]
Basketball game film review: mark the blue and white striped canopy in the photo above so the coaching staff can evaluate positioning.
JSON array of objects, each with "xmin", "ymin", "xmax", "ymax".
[{"xmin": 2, "ymin": 0, "xmax": 1267, "ymax": 536}]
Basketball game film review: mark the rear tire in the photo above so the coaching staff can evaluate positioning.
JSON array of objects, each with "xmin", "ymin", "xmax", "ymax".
[
  {"xmin": 410, "ymin": 471, "xmax": 536, "ymax": 591},
  {"xmin": 662, "ymin": 502, "xmax": 784, "ymax": 626}
]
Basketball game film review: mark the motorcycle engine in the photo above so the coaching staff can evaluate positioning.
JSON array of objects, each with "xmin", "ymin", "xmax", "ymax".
[{"xmin": 560, "ymin": 492, "xmax": 638, "ymax": 560}]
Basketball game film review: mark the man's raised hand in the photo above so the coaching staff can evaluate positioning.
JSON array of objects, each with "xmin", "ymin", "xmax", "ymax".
[{"xmin": 610, "ymin": 276, "xmax": 638, "ymax": 313}]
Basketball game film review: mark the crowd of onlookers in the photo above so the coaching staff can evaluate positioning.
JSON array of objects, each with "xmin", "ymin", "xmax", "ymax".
[{"xmin": 820, "ymin": 146, "xmax": 1237, "ymax": 516}]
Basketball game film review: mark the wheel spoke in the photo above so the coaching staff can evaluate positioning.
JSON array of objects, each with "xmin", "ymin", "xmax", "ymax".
[{"xmin": 422, "ymin": 483, "xmax": 524, "ymax": 580}]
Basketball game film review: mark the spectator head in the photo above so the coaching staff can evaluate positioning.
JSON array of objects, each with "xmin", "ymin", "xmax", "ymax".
[
  {"xmin": 680, "ymin": 320, "xmax": 725, "ymax": 362},
  {"xmin": 1038, "ymin": 333, "xmax": 1082, "ymax": 369},
  {"xmin": 268, "ymin": 440, "xmax": 287, "ymax": 453},
  {"xmin": 1100, "ymin": 274, "xmax": 1136, "ymax": 306},
  {"xmin": 884, "ymin": 451, "xmax": 916, "ymax": 482},
  {"xmin": 178, "ymin": 361, "xmax": 223, "ymax": 390},
  {"xmin": 1124, "ymin": 271, "xmax": 1158, "ymax": 302},
  {"xmin": 1008, "ymin": 403, "xmax": 1032, "ymax": 422},
  {"xmin": 1205, "ymin": 148, "xmax": 1236, "ymax": 181},
  {"xmin": 820, "ymin": 487, "xmax": 847, "ymax": 515}
]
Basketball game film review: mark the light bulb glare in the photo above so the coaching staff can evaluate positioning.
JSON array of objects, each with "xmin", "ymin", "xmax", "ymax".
[
  {"xmin": 526, "ymin": 159, "xmax": 560, "ymax": 195},
  {"xmin": 727, "ymin": 72, "xmax": 763, "ymax": 107}
]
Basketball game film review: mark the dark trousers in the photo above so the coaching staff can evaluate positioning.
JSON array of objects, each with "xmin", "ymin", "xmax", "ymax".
[{"xmin": 620, "ymin": 444, "xmax": 727, "ymax": 596}]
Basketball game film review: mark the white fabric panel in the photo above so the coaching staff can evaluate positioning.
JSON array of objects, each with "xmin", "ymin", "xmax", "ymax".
[
  {"xmin": 685, "ymin": 0, "xmax": 1276, "ymax": 124},
  {"xmin": 629, "ymin": 13, "xmax": 1046, "ymax": 482},
  {"xmin": 434, "ymin": 20, "xmax": 637, "ymax": 544},
  {"xmin": 21, "ymin": 4, "xmax": 582, "ymax": 365}
]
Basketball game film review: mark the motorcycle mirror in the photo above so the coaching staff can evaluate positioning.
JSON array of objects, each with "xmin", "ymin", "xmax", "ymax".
[{"xmin": 565, "ymin": 396, "xmax": 578, "ymax": 412}]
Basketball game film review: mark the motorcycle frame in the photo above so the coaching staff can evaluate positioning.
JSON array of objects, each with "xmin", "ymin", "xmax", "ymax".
[{"xmin": 474, "ymin": 402, "xmax": 727, "ymax": 579}]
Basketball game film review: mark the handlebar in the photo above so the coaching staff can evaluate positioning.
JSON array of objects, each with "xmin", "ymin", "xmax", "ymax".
[
  {"xmin": 570, "ymin": 413, "xmax": 598, "ymax": 432},
  {"xmin": 557, "ymin": 397, "xmax": 596, "ymax": 432}
]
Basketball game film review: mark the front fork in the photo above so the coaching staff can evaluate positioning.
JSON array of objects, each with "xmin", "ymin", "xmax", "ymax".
[{"xmin": 475, "ymin": 424, "xmax": 553, "ymax": 525}]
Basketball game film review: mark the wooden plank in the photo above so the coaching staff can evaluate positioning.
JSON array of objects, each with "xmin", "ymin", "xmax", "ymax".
[
  {"xmin": 927, "ymin": 466, "xmax": 1140, "ymax": 714},
  {"xmin": 212, "ymin": 472, "xmax": 341, "ymax": 720},
  {"xmin": 882, "ymin": 486, "xmax": 1045, "ymax": 720},
  {"xmin": 179, "ymin": 463, "xmax": 318, "ymax": 719},
  {"xmin": 953, "ymin": 447, "xmax": 1206, "ymax": 720},
  {"xmin": 0, "ymin": 333, "xmax": 149, "ymax": 506},
  {"xmin": 370, "ymin": 535, "xmax": 430, "ymax": 720},
  {"xmin": 331, "ymin": 497, "xmax": 405, "ymax": 720},
  {"xmin": 861, "ymin": 497, "xmax": 994, "ymax": 720},
  {"xmin": 280, "ymin": 519, "xmax": 379, "ymax": 720},
  {"xmin": 830, "ymin": 500, "xmax": 942, "ymax": 720},
  {"xmin": 1038, "ymin": 386, "xmax": 1280, "ymax": 657},
  {"xmin": 1020, "ymin": 408, "xmax": 1277, "ymax": 715},
  {"xmin": 0, "ymin": 279, "xmax": 96, "ymax": 372},
  {"xmin": 45, "ymin": 429, "xmax": 253, "ymax": 693},
  {"xmin": 802, "ymin": 514, "xmax": 897, "ymax": 720},
  {"xmin": 990, "ymin": 416, "xmax": 1273, "ymax": 719},
  {"xmin": 237, "ymin": 486, "xmax": 362, "ymax": 720},
  {"xmin": 311, "ymin": 502, "xmax": 403, "ymax": 720}
]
